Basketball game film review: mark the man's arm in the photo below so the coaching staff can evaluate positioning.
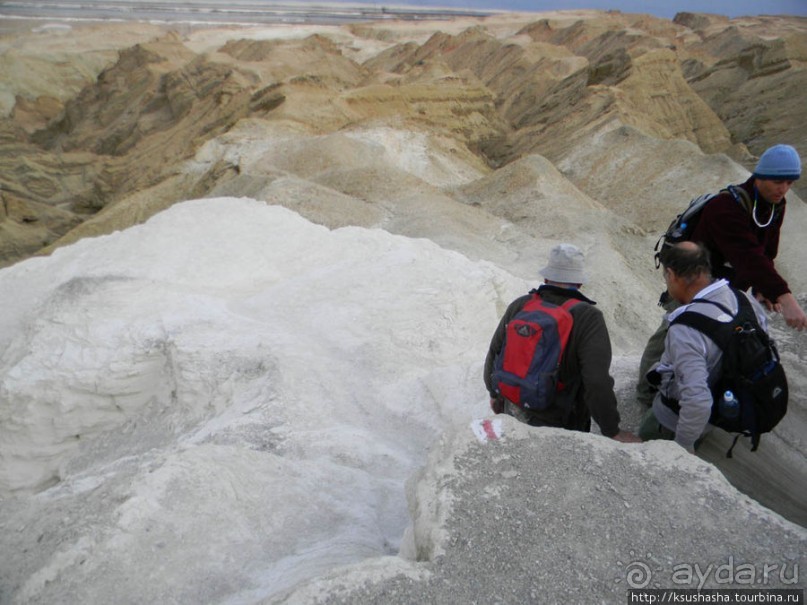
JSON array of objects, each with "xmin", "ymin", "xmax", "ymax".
[
  {"xmin": 483, "ymin": 296, "xmax": 528, "ymax": 396},
  {"xmin": 701, "ymin": 198, "xmax": 807, "ymax": 329},
  {"xmin": 612, "ymin": 430, "xmax": 642, "ymax": 443},
  {"xmin": 755, "ymin": 291, "xmax": 807, "ymax": 330},
  {"xmin": 666, "ymin": 325, "xmax": 715, "ymax": 450},
  {"xmin": 483, "ymin": 316, "xmax": 506, "ymax": 396},
  {"xmin": 700, "ymin": 197, "xmax": 790, "ymax": 301},
  {"xmin": 776, "ymin": 292, "xmax": 807, "ymax": 331},
  {"xmin": 573, "ymin": 306, "xmax": 624, "ymax": 439}
]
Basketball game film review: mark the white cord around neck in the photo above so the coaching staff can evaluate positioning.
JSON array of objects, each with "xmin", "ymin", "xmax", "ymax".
[{"xmin": 751, "ymin": 195, "xmax": 776, "ymax": 228}]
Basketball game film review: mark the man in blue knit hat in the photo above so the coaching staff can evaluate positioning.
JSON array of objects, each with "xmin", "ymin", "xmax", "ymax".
[
  {"xmin": 690, "ymin": 144, "xmax": 805, "ymax": 329},
  {"xmin": 636, "ymin": 144, "xmax": 806, "ymax": 407}
]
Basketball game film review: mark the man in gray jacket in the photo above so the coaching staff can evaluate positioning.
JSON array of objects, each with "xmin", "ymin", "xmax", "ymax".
[
  {"xmin": 639, "ymin": 241, "xmax": 769, "ymax": 452},
  {"xmin": 484, "ymin": 243, "xmax": 639, "ymax": 443},
  {"xmin": 636, "ymin": 144, "xmax": 804, "ymax": 409}
]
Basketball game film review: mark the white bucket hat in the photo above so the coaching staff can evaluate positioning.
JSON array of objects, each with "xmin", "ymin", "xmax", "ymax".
[{"xmin": 540, "ymin": 243, "xmax": 588, "ymax": 284}]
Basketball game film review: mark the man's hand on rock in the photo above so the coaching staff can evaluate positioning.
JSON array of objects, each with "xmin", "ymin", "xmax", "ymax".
[
  {"xmin": 777, "ymin": 293, "xmax": 807, "ymax": 331},
  {"xmin": 611, "ymin": 430, "xmax": 642, "ymax": 443}
]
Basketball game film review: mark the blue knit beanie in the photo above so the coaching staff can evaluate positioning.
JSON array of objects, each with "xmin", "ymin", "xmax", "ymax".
[{"xmin": 753, "ymin": 144, "xmax": 801, "ymax": 181}]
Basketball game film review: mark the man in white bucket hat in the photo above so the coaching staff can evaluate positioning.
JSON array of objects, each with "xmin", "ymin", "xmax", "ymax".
[{"xmin": 484, "ymin": 243, "xmax": 639, "ymax": 442}]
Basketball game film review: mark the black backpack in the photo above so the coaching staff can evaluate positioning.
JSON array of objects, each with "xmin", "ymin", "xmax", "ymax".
[
  {"xmin": 669, "ymin": 288, "xmax": 788, "ymax": 456},
  {"xmin": 654, "ymin": 185, "xmax": 751, "ymax": 267}
]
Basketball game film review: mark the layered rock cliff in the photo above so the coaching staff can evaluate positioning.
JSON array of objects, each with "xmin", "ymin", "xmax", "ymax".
[{"xmin": 2, "ymin": 10, "xmax": 806, "ymax": 268}]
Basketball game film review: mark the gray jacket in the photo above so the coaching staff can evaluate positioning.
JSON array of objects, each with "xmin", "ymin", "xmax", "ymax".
[{"xmin": 651, "ymin": 279, "xmax": 768, "ymax": 449}]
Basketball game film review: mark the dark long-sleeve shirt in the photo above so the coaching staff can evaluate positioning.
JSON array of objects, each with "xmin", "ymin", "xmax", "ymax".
[{"xmin": 691, "ymin": 177, "xmax": 789, "ymax": 301}]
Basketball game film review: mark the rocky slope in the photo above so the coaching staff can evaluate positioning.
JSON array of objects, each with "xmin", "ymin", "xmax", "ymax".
[
  {"xmin": 1, "ymin": 9, "xmax": 806, "ymax": 603},
  {"xmin": 282, "ymin": 422, "xmax": 806, "ymax": 604},
  {"xmin": 2, "ymin": 11, "xmax": 807, "ymax": 268}
]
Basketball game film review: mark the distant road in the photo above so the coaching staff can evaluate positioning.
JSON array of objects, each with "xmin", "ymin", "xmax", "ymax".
[{"xmin": 0, "ymin": 0, "xmax": 497, "ymax": 25}]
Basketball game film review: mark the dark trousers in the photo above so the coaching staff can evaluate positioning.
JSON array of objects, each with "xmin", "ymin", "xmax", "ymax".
[
  {"xmin": 501, "ymin": 399, "xmax": 590, "ymax": 433},
  {"xmin": 635, "ymin": 294, "xmax": 681, "ymax": 407},
  {"xmin": 638, "ymin": 408, "xmax": 675, "ymax": 441}
]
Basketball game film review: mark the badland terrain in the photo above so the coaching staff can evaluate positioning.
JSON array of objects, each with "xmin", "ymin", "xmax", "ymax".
[{"xmin": 1, "ymin": 7, "xmax": 806, "ymax": 604}]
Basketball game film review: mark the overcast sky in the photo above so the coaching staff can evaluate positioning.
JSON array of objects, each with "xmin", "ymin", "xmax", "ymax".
[
  {"xmin": 371, "ymin": 0, "xmax": 807, "ymax": 18},
  {"xmin": 524, "ymin": 1, "xmax": 807, "ymax": 18},
  {"xmin": 6, "ymin": 0, "xmax": 804, "ymax": 21}
]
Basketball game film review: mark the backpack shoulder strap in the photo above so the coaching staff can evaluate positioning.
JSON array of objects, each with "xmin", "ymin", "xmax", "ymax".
[
  {"xmin": 725, "ymin": 184, "xmax": 753, "ymax": 215},
  {"xmin": 560, "ymin": 298, "xmax": 582, "ymax": 311},
  {"xmin": 669, "ymin": 289, "xmax": 744, "ymax": 351},
  {"xmin": 523, "ymin": 290, "xmax": 550, "ymax": 308},
  {"xmin": 670, "ymin": 309, "xmax": 731, "ymax": 351},
  {"xmin": 688, "ymin": 297, "xmax": 733, "ymax": 317},
  {"xmin": 732, "ymin": 289, "xmax": 757, "ymax": 322},
  {"xmin": 526, "ymin": 292, "xmax": 582, "ymax": 312}
]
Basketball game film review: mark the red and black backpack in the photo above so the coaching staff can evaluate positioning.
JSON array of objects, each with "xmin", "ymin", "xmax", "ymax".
[{"xmin": 492, "ymin": 291, "xmax": 579, "ymax": 410}]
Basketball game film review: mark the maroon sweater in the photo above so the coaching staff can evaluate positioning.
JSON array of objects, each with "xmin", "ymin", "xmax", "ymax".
[{"xmin": 691, "ymin": 177, "xmax": 790, "ymax": 301}]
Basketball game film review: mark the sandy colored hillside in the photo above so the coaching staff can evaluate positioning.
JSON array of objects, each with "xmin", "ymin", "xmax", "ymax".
[
  {"xmin": 1, "ymin": 2, "xmax": 807, "ymax": 521},
  {"xmin": 2, "ymin": 10, "xmax": 807, "ymax": 270},
  {"xmin": 1, "ymin": 10, "xmax": 806, "ymax": 603}
]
